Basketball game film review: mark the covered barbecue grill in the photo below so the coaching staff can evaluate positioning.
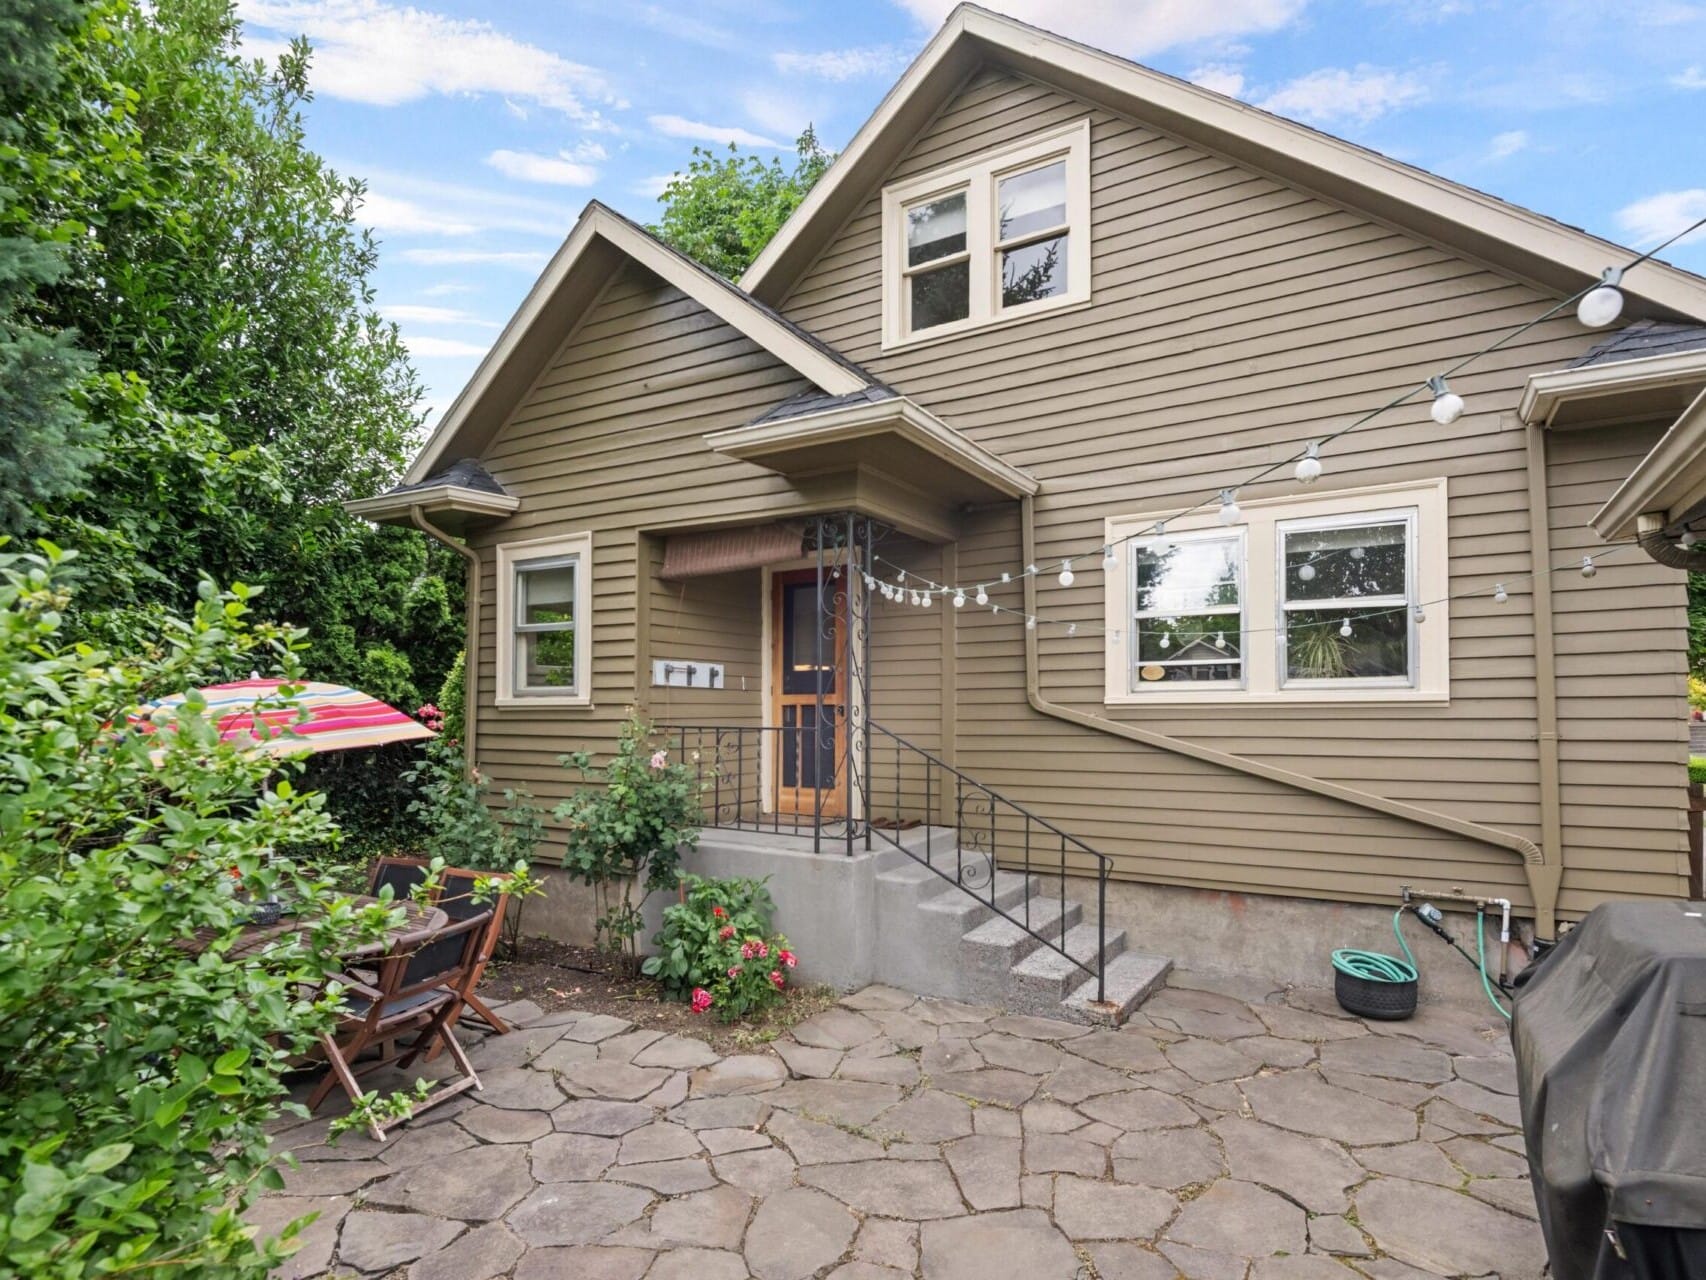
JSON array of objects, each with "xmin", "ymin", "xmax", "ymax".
[{"xmin": 1512, "ymin": 901, "xmax": 1706, "ymax": 1279}]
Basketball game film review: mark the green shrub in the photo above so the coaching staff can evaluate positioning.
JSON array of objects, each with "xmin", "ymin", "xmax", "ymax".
[
  {"xmin": 1690, "ymin": 757, "xmax": 1706, "ymax": 786},
  {"xmin": 643, "ymin": 874, "xmax": 776, "ymax": 1001},
  {"xmin": 436, "ymin": 648, "xmax": 466, "ymax": 746},
  {"xmin": 557, "ymin": 715, "xmax": 702, "ymax": 962},
  {"xmin": 0, "ymin": 546, "xmax": 403, "ymax": 1277}
]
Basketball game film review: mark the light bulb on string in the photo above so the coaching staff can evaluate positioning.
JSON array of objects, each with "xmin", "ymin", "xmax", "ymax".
[
  {"xmin": 1152, "ymin": 523, "xmax": 1171, "ymax": 555},
  {"xmin": 1493, "ymin": 583, "xmax": 1508, "ymax": 604},
  {"xmin": 1427, "ymin": 376, "xmax": 1465, "ymax": 425},
  {"xmin": 1218, "ymin": 489, "xmax": 1242, "ymax": 526},
  {"xmin": 1067, "ymin": 623, "xmax": 1077, "ymax": 637},
  {"xmin": 1581, "ymin": 555, "xmax": 1597, "ymax": 579},
  {"xmin": 953, "ymin": 589, "xmax": 966, "ymax": 608},
  {"xmin": 1412, "ymin": 603, "xmax": 1426, "ymax": 623},
  {"xmin": 1000, "ymin": 571, "xmax": 1012, "ymax": 584},
  {"xmin": 1214, "ymin": 631, "xmax": 1226, "ymax": 649},
  {"xmin": 1577, "ymin": 267, "xmax": 1625, "ymax": 328},
  {"xmin": 1298, "ymin": 563, "xmax": 1316, "ymax": 582},
  {"xmin": 1025, "ymin": 564, "xmax": 1039, "ymax": 577},
  {"xmin": 1349, "ymin": 546, "xmax": 1365, "ymax": 561},
  {"xmin": 1059, "ymin": 560, "xmax": 1075, "ymax": 587},
  {"xmin": 1025, "ymin": 615, "xmax": 1036, "ymax": 631},
  {"xmin": 1339, "ymin": 619, "xmax": 1353, "ymax": 639},
  {"xmin": 1102, "ymin": 545, "xmax": 1117, "ymax": 570},
  {"xmin": 1159, "ymin": 633, "xmax": 1171, "ymax": 650},
  {"xmin": 897, "ymin": 571, "xmax": 906, "ymax": 585},
  {"xmin": 975, "ymin": 584, "xmax": 989, "ymax": 606},
  {"xmin": 1682, "ymin": 529, "xmax": 1697, "ymax": 550},
  {"xmin": 1295, "ymin": 441, "xmax": 1323, "ymax": 485},
  {"xmin": 922, "ymin": 589, "xmax": 934, "ymax": 607}
]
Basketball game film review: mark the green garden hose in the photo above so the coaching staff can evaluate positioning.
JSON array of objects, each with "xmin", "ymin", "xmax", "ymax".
[
  {"xmin": 1478, "ymin": 907, "xmax": 1513, "ymax": 1022},
  {"xmin": 1330, "ymin": 908, "xmax": 1421, "ymax": 984}
]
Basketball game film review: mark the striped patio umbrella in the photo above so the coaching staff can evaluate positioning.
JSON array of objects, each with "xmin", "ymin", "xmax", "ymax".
[{"xmin": 146, "ymin": 679, "xmax": 434, "ymax": 756}]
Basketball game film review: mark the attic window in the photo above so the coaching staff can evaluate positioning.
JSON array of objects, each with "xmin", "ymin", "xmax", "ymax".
[{"xmin": 882, "ymin": 119, "xmax": 1090, "ymax": 348}]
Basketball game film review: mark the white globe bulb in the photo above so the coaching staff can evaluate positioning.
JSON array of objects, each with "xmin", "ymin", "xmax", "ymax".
[
  {"xmin": 1159, "ymin": 633, "xmax": 1171, "ymax": 650},
  {"xmin": 1577, "ymin": 284, "xmax": 1624, "ymax": 329},
  {"xmin": 975, "ymin": 585, "xmax": 988, "ymax": 606},
  {"xmin": 1581, "ymin": 556, "xmax": 1597, "ymax": 579},
  {"xmin": 1295, "ymin": 454, "xmax": 1322, "ymax": 484},
  {"xmin": 1298, "ymin": 563, "xmax": 1316, "ymax": 582},
  {"xmin": 1102, "ymin": 546, "xmax": 1118, "ymax": 569},
  {"xmin": 922, "ymin": 590, "xmax": 934, "ymax": 607},
  {"xmin": 953, "ymin": 590, "xmax": 966, "ymax": 608},
  {"xmin": 1059, "ymin": 562, "xmax": 1075, "ymax": 587},
  {"xmin": 1214, "ymin": 631, "xmax": 1226, "ymax": 649},
  {"xmin": 1494, "ymin": 583, "xmax": 1508, "ymax": 604},
  {"xmin": 1430, "ymin": 391, "xmax": 1465, "ymax": 425},
  {"xmin": 1339, "ymin": 620, "xmax": 1353, "ymax": 638},
  {"xmin": 1218, "ymin": 499, "xmax": 1241, "ymax": 526}
]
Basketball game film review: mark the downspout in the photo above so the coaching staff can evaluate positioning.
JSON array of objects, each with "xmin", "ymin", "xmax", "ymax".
[
  {"xmin": 1017, "ymin": 493, "xmax": 1551, "ymax": 888},
  {"xmin": 1523, "ymin": 423, "xmax": 1563, "ymax": 940},
  {"xmin": 410, "ymin": 505, "xmax": 480, "ymax": 771}
]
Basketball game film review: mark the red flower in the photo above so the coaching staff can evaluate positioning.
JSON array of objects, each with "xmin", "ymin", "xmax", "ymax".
[
  {"xmin": 757, "ymin": 941, "xmax": 770, "ymax": 959},
  {"xmin": 779, "ymin": 949, "xmax": 797, "ymax": 969},
  {"xmin": 718, "ymin": 924, "xmax": 735, "ymax": 940},
  {"xmin": 711, "ymin": 906, "xmax": 726, "ymax": 919},
  {"xmin": 768, "ymin": 969, "xmax": 785, "ymax": 990},
  {"xmin": 727, "ymin": 966, "xmax": 742, "ymax": 979},
  {"xmin": 690, "ymin": 988, "xmax": 713, "ymax": 1014}
]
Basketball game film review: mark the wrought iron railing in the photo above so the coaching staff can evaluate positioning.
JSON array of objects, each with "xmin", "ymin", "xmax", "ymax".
[{"xmin": 660, "ymin": 719, "xmax": 1112, "ymax": 1005}]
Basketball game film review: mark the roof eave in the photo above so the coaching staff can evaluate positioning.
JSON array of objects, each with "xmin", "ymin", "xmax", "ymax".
[
  {"xmin": 1520, "ymin": 348, "xmax": 1706, "ymax": 427},
  {"xmin": 1593, "ymin": 386, "xmax": 1706, "ymax": 540},
  {"xmin": 343, "ymin": 485, "xmax": 521, "ymax": 529}
]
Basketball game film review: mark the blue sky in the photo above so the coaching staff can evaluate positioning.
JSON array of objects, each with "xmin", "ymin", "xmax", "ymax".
[{"xmin": 235, "ymin": 0, "xmax": 1706, "ymax": 427}]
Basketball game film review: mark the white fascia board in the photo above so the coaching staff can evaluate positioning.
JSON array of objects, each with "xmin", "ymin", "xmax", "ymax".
[{"xmin": 1519, "ymin": 349, "xmax": 1706, "ymax": 426}]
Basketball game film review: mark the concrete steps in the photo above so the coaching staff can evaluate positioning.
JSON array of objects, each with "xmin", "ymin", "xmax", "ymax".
[{"xmin": 878, "ymin": 833, "xmax": 1170, "ymax": 1025}]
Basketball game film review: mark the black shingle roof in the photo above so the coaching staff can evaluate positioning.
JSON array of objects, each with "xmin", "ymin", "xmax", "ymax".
[
  {"xmin": 1570, "ymin": 319, "xmax": 1706, "ymax": 368},
  {"xmin": 380, "ymin": 457, "xmax": 508, "ymax": 498},
  {"xmin": 748, "ymin": 384, "xmax": 902, "ymax": 426}
]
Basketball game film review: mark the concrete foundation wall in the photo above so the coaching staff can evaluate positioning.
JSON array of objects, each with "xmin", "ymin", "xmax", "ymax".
[{"xmin": 520, "ymin": 844, "xmax": 1522, "ymax": 1011}]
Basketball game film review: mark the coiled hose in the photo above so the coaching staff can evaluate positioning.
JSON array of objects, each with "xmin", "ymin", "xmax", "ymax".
[{"xmin": 1331, "ymin": 906, "xmax": 1512, "ymax": 1021}]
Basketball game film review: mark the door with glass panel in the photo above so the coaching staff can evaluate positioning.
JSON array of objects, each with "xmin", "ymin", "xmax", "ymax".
[{"xmin": 770, "ymin": 570, "xmax": 847, "ymax": 818}]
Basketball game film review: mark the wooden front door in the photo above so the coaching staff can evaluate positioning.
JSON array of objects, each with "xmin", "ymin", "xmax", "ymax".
[{"xmin": 771, "ymin": 569, "xmax": 847, "ymax": 817}]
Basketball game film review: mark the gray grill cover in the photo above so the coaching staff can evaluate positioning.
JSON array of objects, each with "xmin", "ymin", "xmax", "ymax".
[{"xmin": 1512, "ymin": 901, "xmax": 1706, "ymax": 1279}]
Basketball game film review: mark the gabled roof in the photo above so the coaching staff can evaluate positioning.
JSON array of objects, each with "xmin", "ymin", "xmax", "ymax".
[
  {"xmin": 403, "ymin": 202, "xmax": 877, "ymax": 486},
  {"xmin": 1571, "ymin": 319, "xmax": 1706, "ymax": 369},
  {"xmin": 741, "ymin": 3, "xmax": 1706, "ymax": 324}
]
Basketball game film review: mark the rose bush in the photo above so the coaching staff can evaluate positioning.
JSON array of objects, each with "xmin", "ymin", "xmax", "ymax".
[{"xmin": 643, "ymin": 874, "xmax": 794, "ymax": 1022}]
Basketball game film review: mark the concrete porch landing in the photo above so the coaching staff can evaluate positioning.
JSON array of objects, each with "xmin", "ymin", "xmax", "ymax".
[
  {"xmin": 650, "ymin": 826, "xmax": 1172, "ymax": 1024},
  {"xmin": 256, "ymin": 975, "xmax": 1544, "ymax": 1279}
]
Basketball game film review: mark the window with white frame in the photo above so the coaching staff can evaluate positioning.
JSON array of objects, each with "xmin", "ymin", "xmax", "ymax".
[
  {"xmin": 496, "ymin": 532, "xmax": 593, "ymax": 706},
  {"xmin": 882, "ymin": 119, "xmax": 1090, "ymax": 348},
  {"xmin": 1130, "ymin": 531, "xmax": 1245, "ymax": 686},
  {"xmin": 1103, "ymin": 479, "xmax": 1448, "ymax": 704}
]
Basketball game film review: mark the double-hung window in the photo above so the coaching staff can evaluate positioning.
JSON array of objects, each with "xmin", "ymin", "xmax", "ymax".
[
  {"xmin": 496, "ymin": 532, "xmax": 593, "ymax": 707},
  {"xmin": 1130, "ymin": 532, "xmax": 1245, "ymax": 686},
  {"xmin": 1104, "ymin": 479, "xmax": 1447, "ymax": 704},
  {"xmin": 882, "ymin": 119, "xmax": 1090, "ymax": 348}
]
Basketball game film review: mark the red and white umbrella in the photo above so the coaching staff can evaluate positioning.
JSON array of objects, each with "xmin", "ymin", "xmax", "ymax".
[{"xmin": 145, "ymin": 679, "xmax": 434, "ymax": 756}]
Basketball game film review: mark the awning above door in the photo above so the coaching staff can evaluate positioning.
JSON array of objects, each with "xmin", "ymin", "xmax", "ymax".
[
  {"xmin": 660, "ymin": 521, "xmax": 806, "ymax": 579},
  {"xmin": 704, "ymin": 389, "xmax": 1039, "ymax": 521}
]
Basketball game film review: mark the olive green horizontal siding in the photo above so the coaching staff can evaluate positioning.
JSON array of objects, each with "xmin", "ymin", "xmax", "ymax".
[{"xmin": 775, "ymin": 65, "xmax": 1689, "ymax": 914}]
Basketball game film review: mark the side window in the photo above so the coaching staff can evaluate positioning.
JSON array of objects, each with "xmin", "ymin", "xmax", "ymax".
[
  {"xmin": 496, "ymin": 532, "xmax": 593, "ymax": 707},
  {"xmin": 1278, "ymin": 517, "xmax": 1415, "ymax": 687},
  {"xmin": 1130, "ymin": 533, "xmax": 1245, "ymax": 689}
]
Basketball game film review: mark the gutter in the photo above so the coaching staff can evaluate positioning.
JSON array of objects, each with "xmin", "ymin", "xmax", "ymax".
[
  {"xmin": 409, "ymin": 506, "xmax": 480, "ymax": 771},
  {"xmin": 1018, "ymin": 493, "xmax": 1559, "ymax": 930},
  {"xmin": 1636, "ymin": 512, "xmax": 1706, "ymax": 570}
]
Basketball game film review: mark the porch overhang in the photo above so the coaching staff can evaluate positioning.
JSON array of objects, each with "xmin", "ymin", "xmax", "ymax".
[
  {"xmin": 343, "ymin": 458, "xmax": 520, "ymax": 534},
  {"xmin": 1519, "ymin": 349, "xmax": 1706, "ymax": 430},
  {"xmin": 705, "ymin": 395, "xmax": 1039, "ymax": 529},
  {"xmin": 1592, "ymin": 385, "xmax": 1706, "ymax": 542}
]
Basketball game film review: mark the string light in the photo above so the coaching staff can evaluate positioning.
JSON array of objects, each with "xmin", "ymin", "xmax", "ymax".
[
  {"xmin": 1159, "ymin": 633, "xmax": 1171, "ymax": 650},
  {"xmin": 1298, "ymin": 563, "xmax": 1317, "ymax": 582},
  {"xmin": 975, "ymin": 584, "xmax": 989, "ymax": 606},
  {"xmin": 1494, "ymin": 583, "xmax": 1508, "ymax": 604},
  {"xmin": 1581, "ymin": 555, "xmax": 1597, "ymax": 579},
  {"xmin": 1428, "ymin": 376, "xmax": 1465, "ymax": 425},
  {"xmin": 1059, "ymin": 560, "xmax": 1075, "ymax": 587},
  {"xmin": 1681, "ymin": 530, "xmax": 1697, "ymax": 550},
  {"xmin": 1000, "ymin": 571, "xmax": 1012, "ymax": 584},
  {"xmin": 1412, "ymin": 603, "xmax": 1426, "ymax": 623},
  {"xmin": 1025, "ymin": 615, "xmax": 1036, "ymax": 630},
  {"xmin": 953, "ymin": 589, "xmax": 966, "ymax": 608},
  {"xmin": 1067, "ymin": 623, "xmax": 1078, "ymax": 637},
  {"xmin": 1102, "ymin": 545, "xmax": 1117, "ymax": 570},
  {"xmin": 1218, "ymin": 489, "xmax": 1242, "ymax": 526},
  {"xmin": 1214, "ymin": 631, "xmax": 1226, "ymax": 649},
  {"xmin": 1151, "ymin": 523, "xmax": 1171, "ymax": 555},
  {"xmin": 922, "ymin": 588, "xmax": 934, "ymax": 606},
  {"xmin": 1295, "ymin": 441, "xmax": 1323, "ymax": 485},
  {"xmin": 1339, "ymin": 619, "xmax": 1353, "ymax": 638},
  {"xmin": 1577, "ymin": 267, "xmax": 1625, "ymax": 328}
]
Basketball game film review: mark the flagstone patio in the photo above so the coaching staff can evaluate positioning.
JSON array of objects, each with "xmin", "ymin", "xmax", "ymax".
[{"xmin": 257, "ymin": 978, "xmax": 1547, "ymax": 1280}]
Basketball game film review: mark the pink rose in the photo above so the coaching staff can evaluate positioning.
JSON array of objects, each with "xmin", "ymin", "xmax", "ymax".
[
  {"xmin": 727, "ymin": 966, "xmax": 742, "ymax": 979},
  {"xmin": 768, "ymin": 969, "xmax": 785, "ymax": 990},
  {"xmin": 649, "ymin": 749, "xmax": 668, "ymax": 769},
  {"xmin": 757, "ymin": 941, "xmax": 770, "ymax": 959},
  {"xmin": 779, "ymin": 949, "xmax": 797, "ymax": 969},
  {"xmin": 690, "ymin": 988, "xmax": 712, "ymax": 1014},
  {"xmin": 718, "ymin": 925, "xmax": 735, "ymax": 940}
]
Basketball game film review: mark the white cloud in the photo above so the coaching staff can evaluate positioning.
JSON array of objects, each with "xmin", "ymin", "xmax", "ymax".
[
  {"xmin": 1614, "ymin": 189, "xmax": 1706, "ymax": 249},
  {"xmin": 649, "ymin": 114, "xmax": 782, "ymax": 148},
  {"xmin": 398, "ymin": 248, "xmax": 551, "ymax": 268},
  {"xmin": 633, "ymin": 173, "xmax": 679, "ymax": 199},
  {"xmin": 772, "ymin": 44, "xmax": 913, "ymax": 81},
  {"xmin": 237, "ymin": 1, "xmax": 619, "ymax": 123},
  {"xmin": 356, "ymin": 191, "xmax": 477, "ymax": 236},
  {"xmin": 485, "ymin": 149, "xmax": 599, "ymax": 186},
  {"xmin": 421, "ymin": 282, "xmax": 477, "ymax": 297},
  {"xmin": 1187, "ymin": 62, "xmax": 1246, "ymax": 97},
  {"xmin": 355, "ymin": 166, "xmax": 577, "ymax": 239},
  {"xmin": 402, "ymin": 335, "xmax": 493, "ymax": 358},
  {"xmin": 889, "ymin": 0, "xmax": 1305, "ymax": 57},
  {"xmin": 383, "ymin": 304, "xmax": 498, "ymax": 327},
  {"xmin": 740, "ymin": 88, "xmax": 817, "ymax": 142},
  {"xmin": 1257, "ymin": 65, "xmax": 1429, "ymax": 125},
  {"xmin": 1674, "ymin": 66, "xmax": 1706, "ymax": 88},
  {"xmin": 1487, "ymin": 129, "xmax": 1529, "ymax": 159}
]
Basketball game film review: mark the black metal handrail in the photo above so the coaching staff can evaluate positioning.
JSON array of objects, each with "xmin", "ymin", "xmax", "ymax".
[
  {"xmin": 865, "ymin": 722, "xmax": 1110, "ymax": 1005},
  {"xmin": 660, "ymin": 720, "xmax": 1112, "ymax": 1005}
]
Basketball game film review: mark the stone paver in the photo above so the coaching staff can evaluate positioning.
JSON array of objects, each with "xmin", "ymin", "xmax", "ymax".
[{"xmin": 254, "ymin": 978, "xmax": 1539, "ymax": 1279}]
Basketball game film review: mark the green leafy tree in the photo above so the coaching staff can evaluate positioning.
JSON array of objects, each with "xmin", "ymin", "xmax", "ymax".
[
  {"xmin": 651, "ymin": 127, "xmax": 835, "ymax": 278},
  {"xmin": 0, "ymin": 546, "xmax": 403, "ymax": 1277}
]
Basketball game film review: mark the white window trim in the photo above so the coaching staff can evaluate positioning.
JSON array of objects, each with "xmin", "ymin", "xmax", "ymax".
[
  {"xmin": 881, "ymin": 118, "xmax": 1091, "ymax": 351},
  {"xmin": 1128, "ymin": 527, "xmax": 1248, "ymax": 691},
  {"xmin": 496, "ymin": 531, "xmax": 593, "ymax": 709},
  {"xmin": 1103, "ymin": 478, "xmax": 1449, "ymax": 706}
]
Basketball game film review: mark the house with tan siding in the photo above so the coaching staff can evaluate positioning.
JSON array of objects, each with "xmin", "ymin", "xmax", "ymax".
[{"xmin": 350, "ymin": 5, "xmax": 1706, "ymax": 1018}]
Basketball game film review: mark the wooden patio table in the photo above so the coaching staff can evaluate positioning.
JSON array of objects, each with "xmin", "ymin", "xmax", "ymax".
[{"xmin": 185, "ymin": 895, "xmax": 447, "ymax": 959}]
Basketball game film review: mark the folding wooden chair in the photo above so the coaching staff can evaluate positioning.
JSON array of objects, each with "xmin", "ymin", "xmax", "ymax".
[
  {"xmin": 308, "ymin": 910, "xmax": 492, "ymax": 1140},
  {"xmin": 433, "ymin": 867, "xmax": 514, "ymax": 1039},
  {"xmin": 367, "ymin": 854, "xmax": 432, "ymax": 904}
]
